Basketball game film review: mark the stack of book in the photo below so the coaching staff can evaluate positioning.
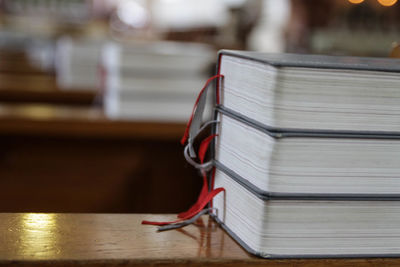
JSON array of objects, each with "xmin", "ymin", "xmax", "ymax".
[
  {"xmin": 208, "ymin": 51, "xmax": 400, "ymax": 258},
  {"xmin": 102, "ymin": 41, "xmax": 215, "ymax": 122},
  {"xmin": 55, "ymin": 37, "xmax": 108, "ymax": 90}
]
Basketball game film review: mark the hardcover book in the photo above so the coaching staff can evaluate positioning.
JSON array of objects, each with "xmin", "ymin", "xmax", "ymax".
[
  {"xmin": 206, "ymin": 51, "xmax": 400, "ymax": 258},
  {"xmin": 214, "ymin": 108, "xmax": 400, "ymax": 197},
  {"xmin": 211, "ymin": 168, "xmax": 400, "ymax": 258},
  {"xmin": 217, "ymin": 50, "xmax": 400, "ymax": 133}
]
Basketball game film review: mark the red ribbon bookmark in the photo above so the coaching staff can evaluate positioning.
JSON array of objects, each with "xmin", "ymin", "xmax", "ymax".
[
  {"xmin": 141, "ymin": 186, "xmax": 224, "ymax": 226},
  {"xmin": 142, "ymin": 134, "xmax": 223, "ymax": 228},
  {"xmin": 181, "ymin": 74, "xmax": 223, "ymax": 146},
  {"xmin": 143, "ymin": 73, "xmax": 225, "ymax": 229}
]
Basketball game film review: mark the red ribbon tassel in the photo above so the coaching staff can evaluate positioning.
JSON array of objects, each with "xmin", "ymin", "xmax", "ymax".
[
  {"xmin": 143, "ymin": 73, "xmax": 225, "ymax": 228},
  {"xmin": 180, "ymin": 74, "xmax": 224, "ymax": 145},
  {"xmin": 198, "ymin": 134, "xmax": 218, "ymax": 164},
  {"xmin": 142, "ymin": 134, "xmax": 222, "ymax": 227},
  {"xmin": 178, "ymin": 134, "xmax": 218, "ymax": 219},
  {"xmin": 141, "ymin": 186, "xmax": 225, "ymax": 226}
]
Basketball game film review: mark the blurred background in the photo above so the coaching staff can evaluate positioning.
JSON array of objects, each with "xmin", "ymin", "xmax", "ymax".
[{"xmin": 0, "ymin": 0, "xmax": 399, "ymax": 213}]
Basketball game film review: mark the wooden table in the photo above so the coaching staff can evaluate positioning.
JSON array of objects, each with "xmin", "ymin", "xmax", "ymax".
[{"xmin": 0, "ymin": 213, "xmax": 399, "ymax": 267}]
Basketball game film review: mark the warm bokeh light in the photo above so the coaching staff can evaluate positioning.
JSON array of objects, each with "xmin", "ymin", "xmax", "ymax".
[
  {"xmin": 377, "ymin": 0, "xmax": 398, "ymax": 6},
  {"xmin": 348, "ymin": 0, "xmax": 365, "ymax": 4}
]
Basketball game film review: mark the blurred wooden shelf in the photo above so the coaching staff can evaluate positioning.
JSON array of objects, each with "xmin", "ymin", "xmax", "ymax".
[
  {"xmin": 0, "ymin": 104, "xmax": 198, "ymax": 214},
  {"xmin": 1, "ymin": 213, "xmax": 399, "ymax": 267},
  {"xmin": 0, "ymin": 50, "xmax": 98, "ymax": 105},
  {"xmin": 0, "ymin": 51, "xmax": 199, "ymax": 214},
  {"xmin": 0, "ymin": 59, "xmax": 47, "ymax": 74},
  {"xmin": 0, "ymin": 73, "xmax": 57, "ymax": 90},
  {"xmin": 0, "ymin": 103, "xmax": 186, "ymax": 140},
  {"xmin": 0, "ymin": 73, "xmax": 98, "ymax": 105},
  {"xmin": 0, "ymin": 50, "xmax": 49, "ymax": 74}
]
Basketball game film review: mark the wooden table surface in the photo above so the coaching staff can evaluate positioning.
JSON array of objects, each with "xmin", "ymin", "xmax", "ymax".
[
  {"xmin": 0, "ymin": 103, "xmax": 186, "ymax": 140},
  {"xmin": 1, "ymin": 213, "xmax": 399, "ymax": 267}
]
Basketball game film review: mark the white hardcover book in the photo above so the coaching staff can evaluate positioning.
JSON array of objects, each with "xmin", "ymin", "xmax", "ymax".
[
  {"xmin": 56, "ymin": 37, "xmax": 115, "ymax": 90},
  {"xmin": 118, "ymin": 41, "xmax": 215, "ymax": 74},
  {"xmin": 214, "ymin": 111, "xmax": 400, "ymax": 195},
  {"xmin": 103, "ymin": 41, "xmax": 216, "ymax": 122},
  {"xmin": 212, "ymin": 169, "xmax": 400, "ymax": 258},
  {"xmin": 218, "ymin": 51, "xmax": 400, "ymax": 132}
]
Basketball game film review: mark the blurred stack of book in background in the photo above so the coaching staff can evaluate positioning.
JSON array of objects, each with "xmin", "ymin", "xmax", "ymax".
[{"xmin": 102, "ymin": 41, "xmax": 215, "ymax": 121}]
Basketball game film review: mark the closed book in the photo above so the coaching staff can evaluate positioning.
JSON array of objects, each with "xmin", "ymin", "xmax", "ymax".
[
  {"xmin": 204, "ymin": 51, "xmax": 400, "ymax": 258},
  {"xmin": 214, "ymin": 108, "xmax": 400, "ymax": 197},
  {"xmin": 211, "ymin": 168, "xmax": 400, "ymax": 258},
  {"xmin": 218, "ymin": 50, "xmax": 400, "ymax": 133},
  {"xmin": 103, "ymin": 41, "xmax": 215, "ymax": 122},
  {"xmin": 211, "ymin": 108, "xmax": 400, "ymax": 257}
]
